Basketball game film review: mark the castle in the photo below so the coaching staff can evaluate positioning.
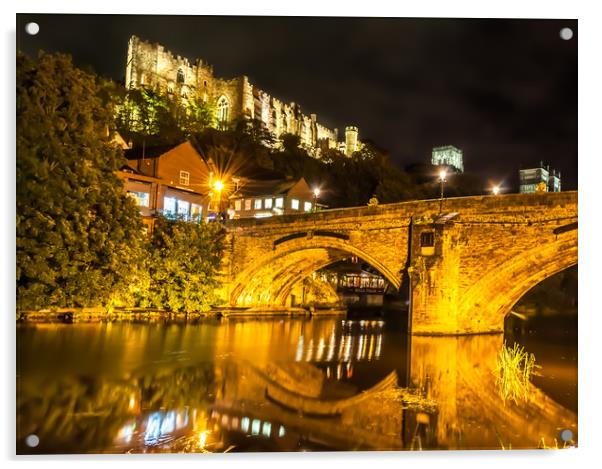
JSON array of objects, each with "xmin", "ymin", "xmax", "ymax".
[{"xmin": 125, "ymin": 35, "xmax": 360, "ymax": 157}]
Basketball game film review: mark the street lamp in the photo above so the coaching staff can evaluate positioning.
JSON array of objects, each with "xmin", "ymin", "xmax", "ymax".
[
  {"xmin": 213, "ymin": 180, "xmax": 224, "ymax": 220},
  {"xmin": 438, "ymin": 169, "xmax": 447, "ymax": 213},
  {"xmin": 492, "ymin": 185, "xmax": 500, "ymax": 196},
  {"xmin": 313, "ymin": 187, "xmax": 321, "ymax": 213}
]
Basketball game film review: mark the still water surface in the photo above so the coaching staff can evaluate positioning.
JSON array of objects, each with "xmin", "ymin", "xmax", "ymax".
[{"xmin": 16, "ymin": 315, "xmax": 577, "ymax": 453}]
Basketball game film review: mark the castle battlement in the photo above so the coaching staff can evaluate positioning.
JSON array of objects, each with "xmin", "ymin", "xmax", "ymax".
[{"xmin": 125, "ymin": 35, "xmax": 359, "ymax": 156}]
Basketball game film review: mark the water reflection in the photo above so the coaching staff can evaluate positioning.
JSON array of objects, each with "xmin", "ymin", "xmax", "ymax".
[{"xmin": 16, "ymin": 317, "xmax": 577, "ymax": 453}]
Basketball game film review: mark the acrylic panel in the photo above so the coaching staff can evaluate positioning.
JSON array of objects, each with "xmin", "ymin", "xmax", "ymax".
[{"xmin": 16, "ymin": 14, "xmax": 578, "ymax": 454}]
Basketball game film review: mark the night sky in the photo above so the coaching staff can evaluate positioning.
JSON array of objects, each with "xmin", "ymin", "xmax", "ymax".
[{"xmin": 16, "ymin": 14, "xmax": 578, "ymax": 190}]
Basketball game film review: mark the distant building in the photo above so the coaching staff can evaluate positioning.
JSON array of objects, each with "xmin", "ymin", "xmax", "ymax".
[
  {"xmin": 549, "ymin": 169, "xmax": 562, "ymax": 192},
  {"xmin": 119, "ymin": 141, "xmax": 211, "ymax": 232},
  {"xmin": 228, "ymin": 177, "xmax": 320, "ymax": 219},
  {"xmin": 519, "ymin": 162, "xmax": 562, "ymax": 193},
  {"xmin": 432, "ymin": 145, "xmax": 464, "ymax": 173}
]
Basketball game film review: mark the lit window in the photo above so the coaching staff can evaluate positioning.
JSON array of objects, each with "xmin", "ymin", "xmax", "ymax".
[
  {"xmin": 235, "ymin": 200, "xmax": 242, "ymax": 211},
  {"xmin": 244, "ymin": 199, "xmax": 252, "ymax": 211},
  {"xmin": 262, "ymin": 422, "xmax": 272, "ymax": 438},
  {"xmin": 291, "ymin": 199, "xmax": 300, "ymax": 210},
  {"xmin": 127, "ymin": 191, "xmax": 150, "ymax": 207},
  {"xmin": 264, "ymin": 198, "xmax": 273, "ymax": 209},
  {"xmin": 217, "ymin": 95, "xmax": 229, "ymax": 128},
  {"xmin": 177, "ymin": 200, "xmax": 190, "ymax": 218},
  {"xmin": 163, "ymin": 196, "xmax": 177, "ymax": 214},
  {"xmin": 191, "ymin": 204, "xmax": 202, "ymax": 222},
  {"xmin": 179, "ymin": 170, "xmax": 190, "ymax": 186},
  {"xmin": 254, "ymin": 199, "xmax": 262, "ymax": 210},
  {"xmin": 304, "ymin": 201, "xmax": 312, "ymax": 212},
  {"xmin": 275, "ymin": 197, "xmax": 284, "ymax": 209}
]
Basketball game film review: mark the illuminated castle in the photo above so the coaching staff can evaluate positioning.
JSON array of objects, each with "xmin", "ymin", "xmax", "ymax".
[{"xmin": 125, "ymin": 35, "xmax": 360, "ymax": 157}]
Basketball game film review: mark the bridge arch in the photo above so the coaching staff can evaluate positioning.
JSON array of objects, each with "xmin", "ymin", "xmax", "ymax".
[
  {"xmin": 455, "ymin": 230, "xmax": 577, "ymax": 333},
  {"xmin": 229, "ymin": 236, "xmax": 402, "ymax": 307}
]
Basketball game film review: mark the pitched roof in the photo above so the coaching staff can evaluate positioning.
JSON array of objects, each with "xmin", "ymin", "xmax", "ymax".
[{"xmin": 124, "ymin": 142, "xmax": 183, "ymax": 160}]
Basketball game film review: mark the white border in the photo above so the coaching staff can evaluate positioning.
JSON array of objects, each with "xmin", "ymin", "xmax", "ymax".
[{"xmin": 3, "ymin": 1, "xmax": 601, "ymax": 468}]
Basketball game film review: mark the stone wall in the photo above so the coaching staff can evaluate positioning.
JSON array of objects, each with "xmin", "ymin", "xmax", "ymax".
[{"xmin": 222, "ymin": 191, "xmax": 578, "ymax": 334}]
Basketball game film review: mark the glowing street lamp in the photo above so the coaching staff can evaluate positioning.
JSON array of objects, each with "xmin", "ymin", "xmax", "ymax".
[
  {"xmin": 313, "ymin": 187, "xmax": 321, "ymax": 213},
  {"xmin": 438, "ymin": 169, "xmax": 447, "ymax": 213},
  {"xmin": 492, "ymin": 185, "xmax": 500, "ymax": 196},
  {"xmin": 212, "ymin": 180, "xmax": 224, "ymax": 219}
]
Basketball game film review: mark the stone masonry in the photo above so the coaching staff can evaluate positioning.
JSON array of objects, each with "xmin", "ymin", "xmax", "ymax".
[{"xmin": 219, "ymin": 191, "xmax": 578, "ymax": 334}]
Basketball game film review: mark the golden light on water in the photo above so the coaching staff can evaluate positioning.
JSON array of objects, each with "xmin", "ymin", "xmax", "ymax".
[{"xmin": 198, "ymin": 430, "xmax": 208, "ymax": 448}]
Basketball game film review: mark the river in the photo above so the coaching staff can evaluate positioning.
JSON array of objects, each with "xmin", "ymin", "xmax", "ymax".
[{"xmin": 16, "ymin": 313, "xmax": 577, "ymax": 453}]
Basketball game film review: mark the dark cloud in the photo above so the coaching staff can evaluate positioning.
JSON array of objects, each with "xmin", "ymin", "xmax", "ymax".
[{"xmin": 17, "ymin": 15, "xmax": 577, "ymax": 190}]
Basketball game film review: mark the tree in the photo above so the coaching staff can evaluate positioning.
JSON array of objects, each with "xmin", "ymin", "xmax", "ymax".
[
  {"xmin": 141, "ymin": 217, "xmax": 225, "ymax": 312},
  {"xmin": 16, "ymin": 52, "xmax": 146, "ymax": 311},
  {"xmin": 114, "ymin": 87, "xmax": 216, "ymax": 147}
]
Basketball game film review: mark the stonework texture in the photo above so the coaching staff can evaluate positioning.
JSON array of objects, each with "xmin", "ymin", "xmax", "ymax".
[
  {"xmin": 221, "ymin": 191, "xmax": 577, "ymax": 335},
  {"xmin": 125, "ymin": 36, "xmax": 359, "ymax": 156}
]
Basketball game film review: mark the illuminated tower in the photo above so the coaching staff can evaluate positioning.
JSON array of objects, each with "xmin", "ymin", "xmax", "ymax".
[
  {"xmin": 432, "ymin": 145, "xmax": 464, "ymax": 173},
  {"xmin": 345, "ymin": 126, "xmax": 359, "ymax": 157}
]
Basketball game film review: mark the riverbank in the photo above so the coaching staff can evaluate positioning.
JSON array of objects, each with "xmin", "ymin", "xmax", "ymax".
[{"xmin": 16, "ymin": 305, "xmax": 346, "ymax": 323}]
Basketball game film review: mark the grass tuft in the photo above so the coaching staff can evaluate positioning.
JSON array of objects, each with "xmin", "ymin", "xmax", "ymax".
[{"xmin": 494, "ymin": 341, "xmax": 540, "ymax": 405}]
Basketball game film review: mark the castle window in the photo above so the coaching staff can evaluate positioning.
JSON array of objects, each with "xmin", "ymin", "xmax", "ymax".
[
  {"xmin": 177, "ymin": 69, "xmax": 185, "ymax": 84},
  {"xmin": 217, "ymin": 95, "xmax": 230, "ymax": 128}
]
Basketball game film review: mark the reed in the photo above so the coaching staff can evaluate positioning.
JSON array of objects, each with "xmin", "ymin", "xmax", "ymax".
[{"xmin": 494, "ymin": 341, "xmax": 540, "ymax": 404}]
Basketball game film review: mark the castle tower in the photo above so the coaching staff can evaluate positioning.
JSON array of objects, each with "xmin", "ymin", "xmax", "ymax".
[{"xmin": 345, "ymin": 126, "xmax": 359, "ymax": 157}]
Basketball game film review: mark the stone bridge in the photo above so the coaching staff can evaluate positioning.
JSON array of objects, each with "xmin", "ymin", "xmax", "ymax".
[{"xmin": 219, "ymin": 191, "xmax": 577, "ymax": 334}]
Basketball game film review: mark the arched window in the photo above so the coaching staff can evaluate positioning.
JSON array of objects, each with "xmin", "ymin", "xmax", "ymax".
[
  {"xmin": 217, "ymin": 95, "xmax": 230, "ymax": 128},
  {"xmin": 177, "ymin": 69, "xmax": 185, "ymax": 84}
]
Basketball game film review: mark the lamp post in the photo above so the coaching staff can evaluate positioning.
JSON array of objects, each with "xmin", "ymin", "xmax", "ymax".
[
  {"xmin": 438, "ymin": 169, "xmax": 447, "ymax": 214},
  {"xmin": 213, "ymin": 180, "xmax": 223, "ymax": 220},
  {"xmin": 313, "ymin": 188, "xmax": 321, "ymax": 212}
]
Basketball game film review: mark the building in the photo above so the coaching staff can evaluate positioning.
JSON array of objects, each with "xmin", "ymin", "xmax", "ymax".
[
  {"xmin": 119, "ymin": 141, "xmax": 212, "ymax": 231},
  {"xmin": 125, "ymin": 35, "xmax": 361, "ymax": 157},
  {"xmin": 228, "ymin": 178, "xmax": 319, "ymax": 219},
  {"xmin": 431, "ymin": 145, "xmax": 464, "ymax": 173},
  {"xmin": 519, "ymin": 162, "xmax": 562, "ymax": 193}
]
